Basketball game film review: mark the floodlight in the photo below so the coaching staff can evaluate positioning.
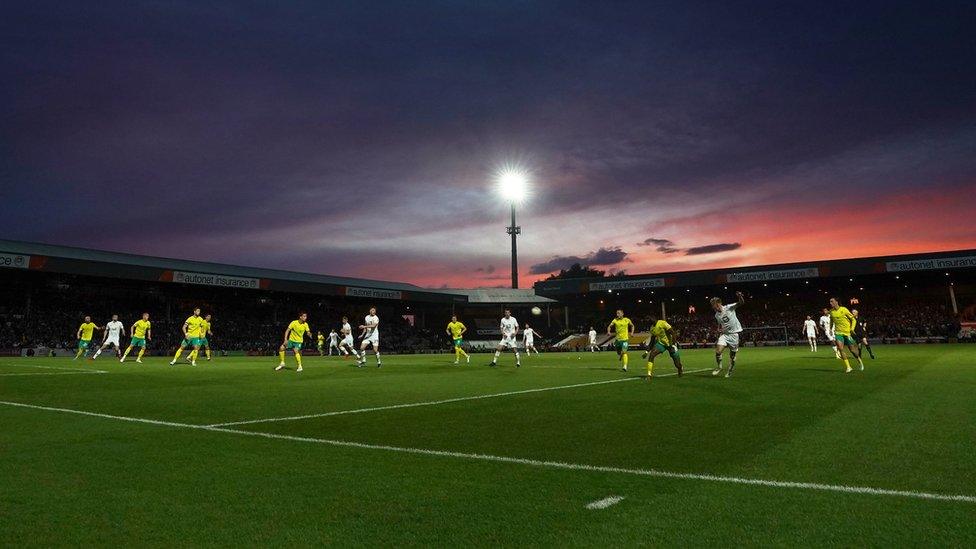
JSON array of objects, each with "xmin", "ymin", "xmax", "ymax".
[{"xmin": 497, "ymin": 169, "xmax": 528, "ymax": 203}]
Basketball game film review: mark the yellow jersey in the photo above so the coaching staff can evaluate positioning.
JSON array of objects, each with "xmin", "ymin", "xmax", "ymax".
[
  {"xmin": 317, "ymin": 334, "xmax": 325, "ymax": 345},
  {"xmin": 287, "ymin": 320, "xmax": 310, "ymax": 343},
  {"xmin": 610, "ymin": 317, "xmax": 633, "ymax": 341},
  {"xmin": 447, "ymin": 321, "xmax": 466, "ymax": 339},
  {"xmin": 650, "ymin": 319, "xmax": 673, "ymax": 346},
  {"xmin": 200, "ymin": 319, "xmax": 211, "ymax": 336},
  {"xmin": 133, "ymin": 319, "xmax": 151, "ymax": 338},
  {"xmin": 184, "ymin": 315, "xmax": 204, "ymax": 338},
  {"xmin": 830, "ymin": 306, "xmax": 855, "ymax": 336},
  {"xmin": 78, "ymin": 322, "xmax": 97, "ymax": 341}
]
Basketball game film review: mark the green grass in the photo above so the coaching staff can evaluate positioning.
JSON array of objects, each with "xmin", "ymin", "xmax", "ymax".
[{"xmin": 2, "ymin": 346, "xmax": 975, "ymax": 546}]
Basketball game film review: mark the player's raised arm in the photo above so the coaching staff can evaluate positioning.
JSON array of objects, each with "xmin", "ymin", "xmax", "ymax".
[{"xmin": 732, "ymin": 291, "xmax": 745, "ymax": 308}]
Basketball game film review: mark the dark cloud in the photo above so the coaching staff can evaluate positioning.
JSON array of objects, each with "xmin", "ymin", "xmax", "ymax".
[
  {"xmin": 529, "ymin": 247, "xmax": 629, "ymax": 275},
  {"xmin": 475, "ymin": 264, "xmax": 496, "ymax": 274},
  {"xmin": 685, "ymin": 243, "xmax": 742, "ymax": 256},
  {"xmin": 637, "ymin": 237, "xmax": 680, "ymax": 254}
]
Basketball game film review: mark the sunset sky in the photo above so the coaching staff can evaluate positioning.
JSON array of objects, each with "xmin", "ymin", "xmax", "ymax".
[{"xmin": 3, "ymin": 1, "xmax": 975, "ymax": 288}]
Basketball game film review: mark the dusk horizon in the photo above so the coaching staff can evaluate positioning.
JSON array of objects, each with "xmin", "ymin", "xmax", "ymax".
[{"xmin": 4, "ymin": 1, "xmax": 975, "ymax": 288}]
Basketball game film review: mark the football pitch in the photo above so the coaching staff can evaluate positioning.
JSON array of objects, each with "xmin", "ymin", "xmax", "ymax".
[{"xmin": 2, "ymin": 346, "xmax": 975, "ymax": 546}]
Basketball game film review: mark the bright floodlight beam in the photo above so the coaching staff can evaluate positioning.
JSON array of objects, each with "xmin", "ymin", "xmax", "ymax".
[
  {"xmin": 498, "ymin": 170, "xmax": 528, "ymax": 203},
  {"xmin": 497, "ymin": 169, "xmax": 529, "ymax": 289}
]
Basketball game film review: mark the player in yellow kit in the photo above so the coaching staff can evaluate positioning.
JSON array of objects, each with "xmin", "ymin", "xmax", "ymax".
[
  {"xmin": 121, "ymin": 313, "xmax": 152, "ymax": 363},
  {"xmin": 829, "ymin": 297, "xmax": 864, "ymax": 373},
  {"xmin": 170, "ymin": 308, "xmax": 204, "ymax": 366},
  {"xmin": 198, "ymin": 314, "xmax": 213, "ymax": 361},
  {"xmin": 276, "ymin": 312, "xmax": 311, "ymax": 372},
  {"xmin": 446, "ymin": 315, "xmax": 470, "ymax": 364},
  {"xmin": 74, "ymin": 316, "xmax": 101, "ymax": 360},
  {"xmin": 316, "ymin": 331, "xmax": 326, "ymax": 356},
  {"xmin": 607, "ymin": 309, "xmax": 635, "ymax": 371},
  {"xmin": 643, "ymin": 313, "xmax": 683, "ymax": 378}
]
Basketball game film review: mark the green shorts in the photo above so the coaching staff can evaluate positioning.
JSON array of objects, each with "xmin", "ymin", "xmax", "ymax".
[
  {"xmin": 283, "ymin": 340, "xmax": 303, "ymax": 351},
  {"xmin": 453, "ymin": 338, "xmax": 464, "ymax": 347},
  {"xmin": 78, "ymin": 339, "xmax": 91, "ymax": 349},
  {"xmin": 199, "ymin": 338, "xmax": 209, "ymax": 347},
  {"xmin": 181, "ymin": 337, "xmax": 203, "ymax": 347},
  {"xmin": 129, "ymin": 337, "xmax": 146, "ymax": 347},
  {"xmin": 835, "ymin": 334, "xmax": 856, "ymax": 346},
  {"xmin": 653, "ymin": 341, "xmax": 680, "ymax": 357},
  {"xmin": 614, "ymin": 340, "xmax": 629, "ymax": 353}
]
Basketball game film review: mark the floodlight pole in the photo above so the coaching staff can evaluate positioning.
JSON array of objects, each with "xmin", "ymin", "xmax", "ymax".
[{"xmin": 507, "ymin": 202, "xmax": 521, "ymax": 289}]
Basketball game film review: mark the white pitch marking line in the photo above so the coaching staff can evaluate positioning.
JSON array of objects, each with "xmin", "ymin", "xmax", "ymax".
[
  {"xmin": 586, "ymin": 495, "xmax": 625, "ymax": 510},
  {"xmin": 0, "ymin": 363, "xmax": 109, "ymax": 374},
  {"xmin": 207, "ymin": 376, "xmax": 642, "ymax": 427},
  {"xmin": 207, "ymin": 367, "xmax": 713, "ymax": 428},
  {"xmin": 0, "ymin": 371, "xmax": 107, "ymax": 377},
  {"xmin": 1, "ymin": 399, "xmax": 974, "ymax": 505}
]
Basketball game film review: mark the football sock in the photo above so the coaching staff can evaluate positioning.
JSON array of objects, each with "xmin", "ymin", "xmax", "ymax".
[
  {"xmin": 173, "ymin": 349, "xmax": 183, "ymax": 361},
  {"xmin": 205, "ymin": 349, "xmax": 211, "ymax": 359},
  {"xmin": 295, "ymin": 352, "xmax": 302, "ymax": 367},
  {"xmin": 843, "ymin": 358, "xmax": 851, "ymax": 370},
  {"xmin": 279, "ymin": 350, "xmax": 286, "ymax": 363},
  {"xmin": 122, "ymin": 346, "xmax": 132, "ymax": 360},
  {"xmin": 715, "ymin": 354, "xmax": 722, "ymax": 368},
  {"xmin": 189, "ymin": 350, "xmax": 198, "ymax": 362},
  {"xmin": 137, "ymin": 348, "xmax": 145, "ymax": 360},
  {"xmin": 374, "ymin": 352, "xmax": 380, "ymax": 363},
  {"xmin": 459, "ymin": 347, "xmax": 468, "ymax": 358},
  {"xmin": 93, "ymin": 348, "xmax": 102, "ymax": 358},
  {"xmin": 730, "ymin": 351, "xmax": 737, "ymax": 366},
  {"xmin": 493, "ymin": 350, "xmax": 501, "ymax": 362},
  {"xmin": 622, "ymin": 353, "xmax": 629, "ymax": 368},
  {"xmin": 75, "ymin": 348, "xmax": 85, "ymax": 359},
  {"xmin": 514, "ymin": 351, "xmax": 520, "ymax": 363},
  {"xmin": 646, "ymin": 361, "xmax": 653, "ymax": 376}
]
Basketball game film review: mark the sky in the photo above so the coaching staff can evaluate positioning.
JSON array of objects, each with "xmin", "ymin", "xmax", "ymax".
[{"xmin": 2, "ymin": 1, "xmax": 975, "ymax": 288}]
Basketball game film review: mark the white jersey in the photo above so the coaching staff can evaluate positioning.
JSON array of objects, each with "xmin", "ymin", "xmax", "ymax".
[
  {"xmin": 328, "ymin": 332, "xmax": 338, "ymax": 345},
  {"xmin": 523, "ymin": 328, "xmax": 535, "ymax": 343},
  {"xmin": 500, "ymin": 316, "xmax": 519, "ymax": 337},
  {"xmin": 363, "ymin": 314, "xmax": 379, "ymax": 338},
  {"xmin": 803, "ymin": 319, "xmax": 817, "ymax": 337},
  {"xmin": 341, "ymin": 322, "xmax": 354, "ymax": 345},
  {"xmin": 588, "ymin": 329, "xmax": 597, "ymax": 343},
  {"xmin": 105, "ymin": 320, "xmax": 124, "ymax": 341},
  {"xmin": 715, "ymin": 303, "xmax": 742, "ymax": 334},
  {"xmin": 819, "ymin": 315, "xmax": 833, "ymax": 336}
]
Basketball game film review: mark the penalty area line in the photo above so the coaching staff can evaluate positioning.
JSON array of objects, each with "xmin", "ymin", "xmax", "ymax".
[
  {"xmin": 1, "ymin": 399, "xmax": 974, "ymax": 505},
  {"xmin": 207, "ymin": 367, "xmax": 713, "ymax": 428}
]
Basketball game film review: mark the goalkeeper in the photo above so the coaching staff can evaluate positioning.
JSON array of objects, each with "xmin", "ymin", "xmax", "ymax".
[{"xmin": 643, "ymin": 314, "xmax": 684, "ymax": 378}]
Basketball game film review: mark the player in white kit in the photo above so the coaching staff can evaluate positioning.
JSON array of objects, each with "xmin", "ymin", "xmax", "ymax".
[
  {"xmin": 357, "ymin": 307, "xmax": 381, "ymax": 367},
  {"xmin": 820, "ymin": 308, "xmax": 841, "ymax": 358},
  {"xmin": 522, "ymin": 323, "xmax": 541, "ymax": 355},
  {"xmin": 328, "ymin": 329, "xmax": 340, "ymax": 355},
  {"xmin": 587, "ymin": 327, "xmax": 598, "ymax": 352},
  {"xmin": 338, "ymin": 316, "xmax": 358, "ymax": 358},
  {"xmin": 489, "ymin": 309, "xmax": 521, "ymax": 368},
  {"xmin": 711, "ymin": 291, "xmax": 745, "ymax": 378},
  {"xmin": 92, "ymin": 314, "xmax": 125, "ymax": 359},
  {"xmin": 803, "ymin": 315, "xmax": 818, "ymax": 352}
]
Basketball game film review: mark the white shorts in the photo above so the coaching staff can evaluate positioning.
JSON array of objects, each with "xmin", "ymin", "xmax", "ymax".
[
  {"xmin": 362, "ymin": 332, "xmax": 379, "ymax": 347},
  {"xmin": 588, "ymin": 339, "xmax": 596, "ymax": 345},
  {"xmin": 498, "ymin": 335, "xmax": 517, "ymax": 349},
  {"xmin": 524, "ymin": 337, "xmax": 534, "ymax": 347},
  {"xmin": 104, "ymin": 336, "xmax": 120, "ymax": 347},
  {"xmin": 342, "ymin": 335, "xmax": 354, "ymax": 347},
  {"xmin": 717, "ymin": 333, "xmax": 740, "ymax": 351},
  {"xmin": 806, "ymin": 331, "xmax": 817, "ymax": 338}
]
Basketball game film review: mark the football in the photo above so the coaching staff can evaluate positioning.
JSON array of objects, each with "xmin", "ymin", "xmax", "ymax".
[{"xmin": 531, "ymin": 306, "xmax": 542, "ymax": 315}]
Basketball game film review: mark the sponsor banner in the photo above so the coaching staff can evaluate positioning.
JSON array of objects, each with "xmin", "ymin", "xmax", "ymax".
[
  {"xmin": 589, "ymin": 278, "xmax": 665, "ymax": 291},
  {"xmin": 726, "ymin": 267, "xmax": 819, "ymax": 283},
  {"xmin": 0, "ymin": 252, "xmax": 30, "ymax": 269},
  {"xmin": 172, "ymin": 271, "xmax": 261, "ymax": 289},
  {"xmin": 885, "ymin": 255, "xmax": 976, "ymax": 272},
  {"xmin": 346, "ymin": 287, "xmax": 403, "ymax": 300}
]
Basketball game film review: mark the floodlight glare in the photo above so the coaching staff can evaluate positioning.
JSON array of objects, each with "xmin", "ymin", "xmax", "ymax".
[{"xmin": 497, "ymin": 169, "xmax": 528, "ymax": 203}]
